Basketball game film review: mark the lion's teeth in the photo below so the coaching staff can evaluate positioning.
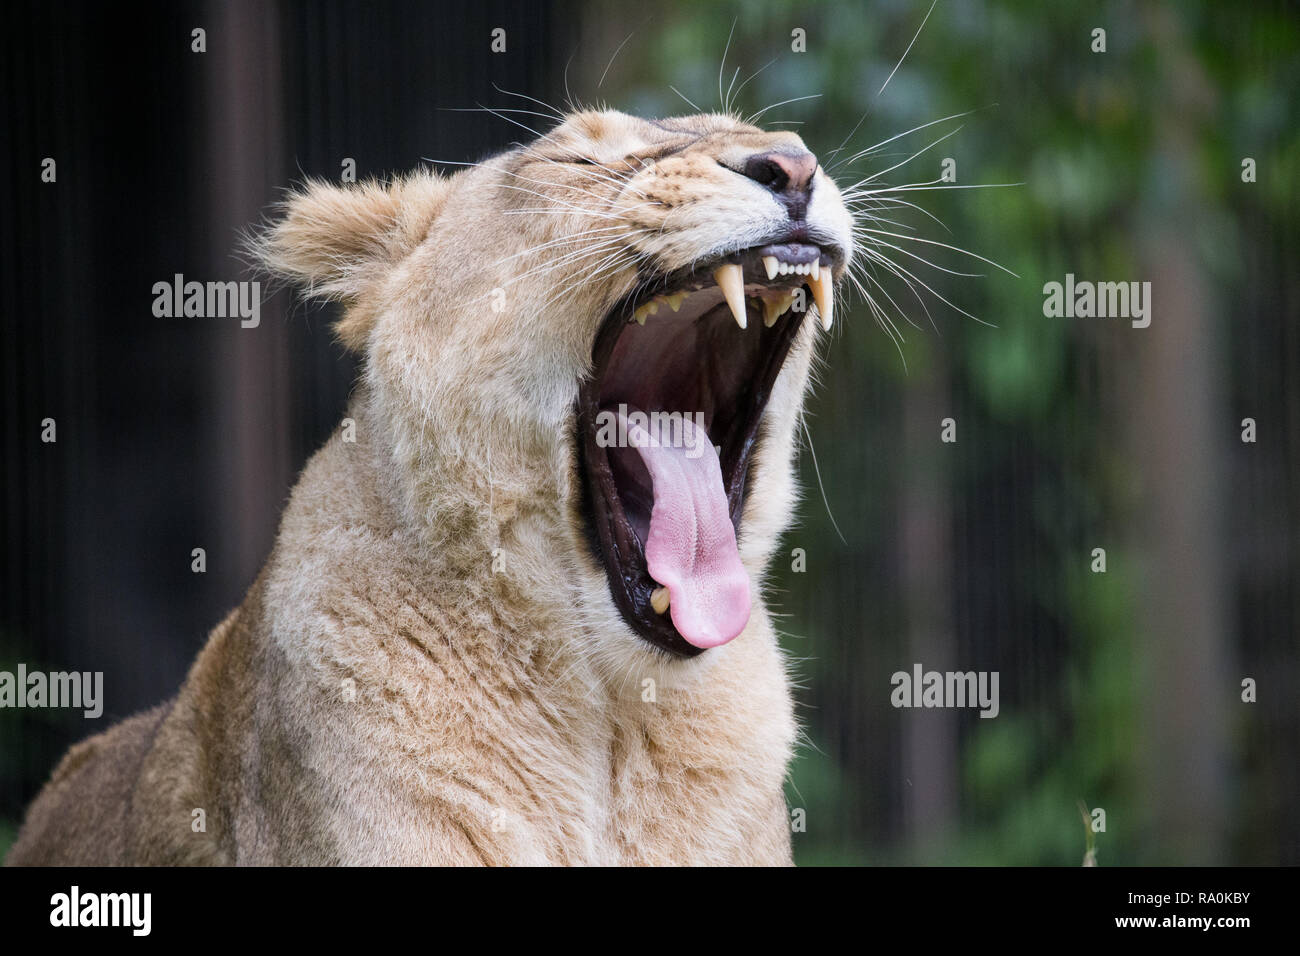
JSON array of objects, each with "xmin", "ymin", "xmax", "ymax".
[
  {"xmin": 811, "ymin": 269, "xmax": 833, "ymax": 330},
  {"xmin": 762, "ymin": 256, "xmax": 779, "ymax": 280},
  {"xmin": 650, "ymin": 587, "xmax": 670, "ymax": 614},
  {"xmin": 763, "ymin": 291, "xmax": 795, "ymax": 328},
  {"xmin": 664, "ymin": 291, "xmax": 686, "ymax": 312},
  {"xmin": 811, "ymin": 260, "xmax": 820, "ymax": 281},
  {"xmin": 633, "ymin": 299, "xmax": 660, "ymax": 324},
  {"xmin": 713, "ymin": 263, "xmax": 747, "ymax": 329}
]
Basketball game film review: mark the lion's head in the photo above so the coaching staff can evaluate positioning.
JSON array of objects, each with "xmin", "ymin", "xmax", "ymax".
[{"xmin": 257, "ymin": 110, "xmax": 854, "ymax": 667}]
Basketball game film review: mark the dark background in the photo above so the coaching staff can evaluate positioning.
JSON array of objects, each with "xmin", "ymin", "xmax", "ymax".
[{"xmin": 2, "ymin": 0, "xmax": 1297, "ymax": 864}]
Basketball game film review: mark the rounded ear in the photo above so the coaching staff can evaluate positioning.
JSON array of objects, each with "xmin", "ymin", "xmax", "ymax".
[{"xmin": 251, "ymin": 169, "xmax": 450, "ymax": 351}]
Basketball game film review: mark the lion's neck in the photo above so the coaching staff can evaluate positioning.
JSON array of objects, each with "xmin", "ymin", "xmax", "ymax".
[{"xmin": 337, "ymin": 383, "xmax": 601, "ymax": 648}]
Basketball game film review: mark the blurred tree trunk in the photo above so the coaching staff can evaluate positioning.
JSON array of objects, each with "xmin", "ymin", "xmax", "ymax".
[
  {"xmin": 900, "ymin": 358, "xmax": 957, "ymax": 856},
  {"xmin": 202, "ymin": 0, "xmax": 293, "ymax": 590},
  {"xmin": 1126, "ymin": 1, "xmax": 1230, "ymax": 864}
]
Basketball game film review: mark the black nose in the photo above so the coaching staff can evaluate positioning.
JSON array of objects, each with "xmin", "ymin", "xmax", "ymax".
[{"xmin": 741, "ymin": 150, "xmax": 818, "ymax": 219}]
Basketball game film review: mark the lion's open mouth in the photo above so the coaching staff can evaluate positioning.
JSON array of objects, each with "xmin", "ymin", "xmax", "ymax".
[{"xmin": 577, "ymin": 240, "xmax": 839, "ymax": 657}]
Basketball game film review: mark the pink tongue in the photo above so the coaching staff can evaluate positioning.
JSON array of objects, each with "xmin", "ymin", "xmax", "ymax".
[{"xmin": 622, "ymin": 412, "xmax": 751, "ymax": 648}]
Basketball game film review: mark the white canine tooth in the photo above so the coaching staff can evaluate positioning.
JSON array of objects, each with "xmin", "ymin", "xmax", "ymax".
[
  {"xmin": 713, "ymin": 262, "xmax": 747, "ymax": 329},
  {"xmin": 763, "ymin": 291, "xmax": 795, "ymax": 327},
  {"xmin": 651, "ymin": 587, "xmax": 670, "ymax": 615},
  {"xmin": 762, "ymin": 256, "xmax": 779, "ymax": 281},
  {"xmin": 811, "ymin": 269, "xmax": 834, "ymax": 330},
  {"xmin": 811, "ymin": 260, "xmax": 820, "ymax": 281},
  {"xmin": 665, "ymin": 291, "xmax": 687, "ymax": 312}
]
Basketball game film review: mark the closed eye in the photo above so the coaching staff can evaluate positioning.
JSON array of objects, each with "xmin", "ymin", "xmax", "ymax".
[
  {"xmin": 559, "ymin": 137, "xmax": 696, "ymax": 168},
  {"xmin": 562, "ymin": 155, "xmax": 651, "ymax": 169},
  {"xmin": 639, "ymin": 141, "xmax": 695, "ymax": 162}
]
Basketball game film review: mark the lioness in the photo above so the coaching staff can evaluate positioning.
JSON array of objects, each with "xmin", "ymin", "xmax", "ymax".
[{"xmin": 8, "ymin": 110, "xmax": 853, "ymax": 865}]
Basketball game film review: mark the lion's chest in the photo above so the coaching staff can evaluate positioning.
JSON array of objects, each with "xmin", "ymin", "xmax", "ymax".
[{"xmin": 336, "ymin": 661, "xmax": 794, "ymax": 866}]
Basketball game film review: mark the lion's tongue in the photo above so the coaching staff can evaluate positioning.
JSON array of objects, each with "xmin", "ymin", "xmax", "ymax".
[{"xmin": 623, "ymin": 412, "xmax": 751, "ymax": 649}]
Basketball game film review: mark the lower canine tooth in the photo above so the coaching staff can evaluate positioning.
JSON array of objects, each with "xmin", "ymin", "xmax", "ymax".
[
  {"xmin": 633, "ymin": 300, "xmax": 658, "ymax": 324},
  {"xmin": 762, "ymin": 256, "xmax": 779, "ymax": 280},
  {"xmin": 811, "ymin": 270, "xmax": 834, "ymax": 330},
  {"xmin": 763, "ymin": 292, "xmax": 794, "ymax": 327},
  {"xmin": 713, "ymin": 262, "xmax": 747, "ymax": 329},
  {"xmin": 650, "ymin": 587, "xmax": 670, "ymax": 614}
]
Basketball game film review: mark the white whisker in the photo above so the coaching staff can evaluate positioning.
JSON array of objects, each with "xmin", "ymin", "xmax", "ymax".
[
  {"xmin": 877, "ymin": 0, "xmax": 937, "ymax": 98},
  {"xmin": 744, "ymin": 93, "xmax": 822, "ymax": 125},
  {"xmin": 669, "ymin": 85, "xmax": 702, "ymax": 113},
  {"xmin": 857, "ymin": 227, "xmax": 1019, "ymax": 276},
  {"xmin": 491, "ymin": 83, "xmax": 566, "ymax": 120},
  {"xmin": 717, "ymin": 18, "xmax": 737, "ymax": 111}
]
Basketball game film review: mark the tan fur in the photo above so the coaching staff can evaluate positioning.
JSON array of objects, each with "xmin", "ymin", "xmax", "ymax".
[{"xmin": 7, "ymin": 111, "xmax": 853, "ymax": 866}]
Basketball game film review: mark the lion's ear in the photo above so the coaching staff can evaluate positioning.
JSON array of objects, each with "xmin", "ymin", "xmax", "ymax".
[{"xmin": 253, "ymin": 170, "xmax": 450, "ymax": 351}]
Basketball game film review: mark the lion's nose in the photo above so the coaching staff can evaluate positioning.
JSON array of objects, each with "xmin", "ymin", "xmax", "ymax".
[{"xmin": 741, "ymin": 150, "xmax": 819, "ymax": 218}]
